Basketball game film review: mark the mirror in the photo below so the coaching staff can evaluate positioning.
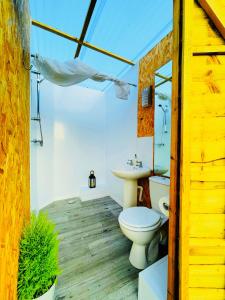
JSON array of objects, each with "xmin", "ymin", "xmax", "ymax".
[{"xmin": 153, "ymin": 61, "xmax": 172, "ymax": 177}]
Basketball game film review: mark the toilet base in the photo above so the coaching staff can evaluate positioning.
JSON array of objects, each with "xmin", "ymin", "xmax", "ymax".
[{"xmin": 129, "ymin": 243, "xmax": 148, "ymax": 270}]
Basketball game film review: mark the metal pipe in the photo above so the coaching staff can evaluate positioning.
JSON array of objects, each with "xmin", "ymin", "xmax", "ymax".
[
  {"xmin": 38, "ymin": 115, "xmax": 44, "ymax": 146},
  {"xmin": 31, "ymin": 70, "xmax": 40, "ymax": 75},
  {"xmin": 32, "ymin": 19, "xmax": 134, "ymax": 66},
  {"xmin": 37, "ymin": 73, "xmax": 40, "ymax": 115},
  {"xmin": 31, "ymin": 73, "xmax": 44, "ymax": 146},
  {"xmin": 158, "ymin": 104, "xmax": 168, "ymax": 133},
  {"xmin": 128, "ymin": 83, "xmax": 137, "ymax": 87}
]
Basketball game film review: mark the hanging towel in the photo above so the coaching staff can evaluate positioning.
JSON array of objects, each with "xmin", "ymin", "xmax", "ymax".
[{"xmin": 33, "ymin": 55, "xmax": 130, "ymax": 100}]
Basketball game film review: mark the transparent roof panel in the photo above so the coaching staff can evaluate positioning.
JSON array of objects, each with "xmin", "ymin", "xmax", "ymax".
[
  {"xmin": 30, "ymin": 0, "xmax": 90, "ymax": 60},
  {"xmin": 31, "ymin": 26, "xmax": 76, "ymax": 61},
  {"xmin": 30, "ymin": 0, "xmax": 173, "ymax": 91},
  {"xmin": 81, "ymin": 0, "xmax": 172, "ymax": 60},
  {"xmin": 30, "ymin": 0, "xmax": 90, "ymax": 36}
]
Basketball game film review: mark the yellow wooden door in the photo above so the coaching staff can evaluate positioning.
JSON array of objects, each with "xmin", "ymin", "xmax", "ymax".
[{"xmin": 178, "ymin": 1, "xmax": 225, "ymax": 299}]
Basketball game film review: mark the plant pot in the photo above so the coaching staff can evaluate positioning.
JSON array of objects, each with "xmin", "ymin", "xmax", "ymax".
[{"xmin": 33, "ymin": 283, "xmax": 55, "ymax": 300}]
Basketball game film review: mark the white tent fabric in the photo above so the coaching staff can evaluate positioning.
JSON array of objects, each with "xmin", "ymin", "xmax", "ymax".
[{"xmin": 33, "ymin": 55, "xmax": 130, "ymax": 100}]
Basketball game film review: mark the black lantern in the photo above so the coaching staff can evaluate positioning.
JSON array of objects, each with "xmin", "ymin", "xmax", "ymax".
[{"xmin": 89, "ymin": 170, "xmax": 96, "ymax": 188}]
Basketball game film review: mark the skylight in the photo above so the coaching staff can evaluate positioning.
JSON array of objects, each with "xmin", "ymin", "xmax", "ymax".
[{"xmin": 30, "ymin": 0, "xmax": 173, "ymax": 90}]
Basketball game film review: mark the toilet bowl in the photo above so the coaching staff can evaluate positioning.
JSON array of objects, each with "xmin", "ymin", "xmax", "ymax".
[
  {"xmin": 119, "ymin": 207, "xmax": 162, "ymax": 269},
  {"xmin": 118, "ymin": 176, "xmax": 170, "ymax": 269}
]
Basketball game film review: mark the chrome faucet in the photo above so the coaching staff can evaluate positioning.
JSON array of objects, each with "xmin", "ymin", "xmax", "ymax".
[
  {"xmin": 127, "ymin": 159, "xmax": 133, "ymax": 166},
  {"xmin": 136, "ymin": 161, "xmax": 143, "ymax": 168},
  {"xmin": 127, "ymin": 154, "xmax": 143, "ymax": 167}
]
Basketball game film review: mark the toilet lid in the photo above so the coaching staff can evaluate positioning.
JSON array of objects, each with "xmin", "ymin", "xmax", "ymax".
[{"xmin": 119, "ymin": 207, "xmax": 161, "ymax": 229}]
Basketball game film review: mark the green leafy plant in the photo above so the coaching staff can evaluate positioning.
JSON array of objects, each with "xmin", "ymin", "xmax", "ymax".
[{"xmin": 17, "ymin": 212, "xmax": 60, "ymax": 299}]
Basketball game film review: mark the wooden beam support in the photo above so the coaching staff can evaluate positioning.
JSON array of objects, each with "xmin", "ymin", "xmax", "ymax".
[
  {"xmin": 32, "ymin": 19, "xmax": 134, "ymax": 66},
  {"xmin": 198, "ymin": 0, "xmax": 225, "ymax": 39},
  {"xmin": 74, "ymin": 0, "xmax": 97, "ymax": 58},
  {"xmin": 155, "ymin": 72, "xmax": 172, "ymax": 81},
  {"xmin": 155, "ymin": 76, "xmax": 172, "ymax": 88}
]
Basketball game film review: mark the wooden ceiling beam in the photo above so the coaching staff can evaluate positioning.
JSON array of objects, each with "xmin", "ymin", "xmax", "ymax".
[
  {"xmin": 74, "ymin": 0, "xmax": 97, "ymax": 58},
  {"xmin": 155, "ymin": 72, "xmax": 172, "ymax": 81},
  {"xmin": 32, "ymin": 20, "xmax": 134, "ymax": 65},
  {"xmin": 198, "ymin": 0, "xmax": 225, "ymax": 39}
]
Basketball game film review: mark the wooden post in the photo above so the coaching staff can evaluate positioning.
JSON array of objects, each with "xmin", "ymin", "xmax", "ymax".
[{"xmin": 167, "ymin": 0, "xmax": 181, "ymax": 298}]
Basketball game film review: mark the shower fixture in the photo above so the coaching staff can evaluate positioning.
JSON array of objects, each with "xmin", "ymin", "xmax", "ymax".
[
  {"xmin": 31, "ymin": 72, "xmax": 44, "ymax": 146},
  {"xmin": 158, "ymin": 104, "xmax": 168, "ymax": 133},
  {"xmin": 155, "ymin": 91, "xmax": 170, "ymax": 101}
]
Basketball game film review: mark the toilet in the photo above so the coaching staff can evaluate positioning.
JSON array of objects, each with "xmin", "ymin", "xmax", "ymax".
[{"xmin": 118, "ymin": 176, "xmax": 170, "ymax": 269}]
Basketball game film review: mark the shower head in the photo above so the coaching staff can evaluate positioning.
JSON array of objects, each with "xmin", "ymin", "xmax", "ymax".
[
  {"xmin": 158, "ymin": 104, "xmax": 168, "ymax": 134},
  {"xmin": 158, "ymin": 104, "xmax": 165, "ymax": 112},
  {"xmin": 155, "ymin": 92, "xmax": 170, "ymax": 101},
  {"xmin": 158, "ymin": 104, "xmax": 168, "ymax": 113}
]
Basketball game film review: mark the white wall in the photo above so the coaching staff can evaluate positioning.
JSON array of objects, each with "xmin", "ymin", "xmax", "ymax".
[
  {"xmin": 105, "ymin": 65, "xmax": 153, "ymax": 205},
  {"xmin": 31, "ymin": 65, "xmax": 154, "ymax": 210},
  {"xmin": 30, "ymin": 77, "xmax": 106, "ymax": 210}
]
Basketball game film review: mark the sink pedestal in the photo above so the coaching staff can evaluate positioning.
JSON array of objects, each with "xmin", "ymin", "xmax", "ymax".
[{"xmin": 123, "ymin": 180, "xmax": 137, "ymax": 208}]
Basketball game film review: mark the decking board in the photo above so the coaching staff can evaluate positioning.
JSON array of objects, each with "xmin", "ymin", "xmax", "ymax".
[{"xmin": 42, "ymin": 197, "xmax": 139, "ymax": 300}]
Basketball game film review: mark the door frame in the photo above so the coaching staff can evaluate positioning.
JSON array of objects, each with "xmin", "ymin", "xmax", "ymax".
[{"xmin": 167, "ymin": 0, "xmax": 182, "ymax": 299}]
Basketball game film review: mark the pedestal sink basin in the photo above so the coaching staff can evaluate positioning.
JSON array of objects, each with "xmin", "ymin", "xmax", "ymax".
[
  {"xmin": 112, "ymin": 166, "xmax": 151, "ymax": 180},
  {"xmin": 112, "ymin": 166, "xmax": 151, "ymax": 208}
]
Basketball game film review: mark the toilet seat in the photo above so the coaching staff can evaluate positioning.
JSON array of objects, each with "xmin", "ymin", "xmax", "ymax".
[{"xmin": 119, "ymin": 207, "xmax": 161, "ymax": 232}]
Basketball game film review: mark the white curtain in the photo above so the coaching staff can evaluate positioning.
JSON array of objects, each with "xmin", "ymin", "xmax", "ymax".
[{"xmin": 33, "ymin": 55, "xmax": 130, "ymax": 100}]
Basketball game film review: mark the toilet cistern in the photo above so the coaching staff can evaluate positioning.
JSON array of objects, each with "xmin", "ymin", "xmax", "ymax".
[{"xmin": 112, "ymin": 156, "xmax": 151, "ymax": 208}]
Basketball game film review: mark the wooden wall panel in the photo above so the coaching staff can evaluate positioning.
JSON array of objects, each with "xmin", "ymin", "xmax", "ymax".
[
  {"xmin": 0, "ymin": 0, "xmax": 30, "ymax": 299},
  {"xmin": 137, "ymin": 32, "xmax": 173, "ymax": 137},
  {"xmin": 178, "ymin": 1, "xmax": 225, "ymax": 299},
  {"xmin": 189, "ymin": 288, "xmax": 225, "ymax": 300},
  {"xmin": 189, "ymin": 265, "xmax": 225, "ymax": 288}
]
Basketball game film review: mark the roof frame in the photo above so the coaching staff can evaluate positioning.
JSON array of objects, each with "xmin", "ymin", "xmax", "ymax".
[
  {"xmin": 155, "ymin": 76, "xmax": 172, "ymax": 88},
  {"xmin": 155, "ymin": 72, "xmax": 172, "ymax": 81},
  {"xmin": 74, "ymin": 0, "xmax": 97, "ymax": 58},
  {"xmin": 32, "ymin": 19, "xmax": 134, "ymax": 66},
  {"xmin": 198, "ymin": 0, "xmax": 225, "ymax": 39}
]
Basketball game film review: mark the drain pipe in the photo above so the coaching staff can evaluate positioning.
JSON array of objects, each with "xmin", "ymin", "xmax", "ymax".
[{"xmin": 137, "ymin": 186, "xmax": 143, "ymax": 203}]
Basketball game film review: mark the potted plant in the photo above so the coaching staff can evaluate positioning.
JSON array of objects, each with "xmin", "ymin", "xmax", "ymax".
[{"xmin": 17, "ymin": 212, "xmax": 60, "ymax": 300}]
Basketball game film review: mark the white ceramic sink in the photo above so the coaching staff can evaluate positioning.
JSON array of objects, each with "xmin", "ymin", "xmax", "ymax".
[
  {"xmin": 112, "ymin": 166, "xmax": 151, "ymax": 180},
  {"xmin": 112, "ymin": 165, "xmax": 151, "ymax": 208}
]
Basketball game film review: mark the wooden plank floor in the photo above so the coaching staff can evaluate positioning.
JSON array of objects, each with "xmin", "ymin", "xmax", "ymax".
[{"xmin": 42, "ymin": 197, "xmax": 139, "ymax": 300}]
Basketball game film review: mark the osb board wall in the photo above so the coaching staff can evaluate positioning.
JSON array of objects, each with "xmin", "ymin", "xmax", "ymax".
[
  {"xmin": 0, "ymin": 0, "xmax": 30, "ymax": 299},
  {"xmin": 137, "ymin": 31, "xmax": 173, "ymax": 137},
  {"xmin": 179, "ymin": 2, "xmax": 225, "ymax": 299}
]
